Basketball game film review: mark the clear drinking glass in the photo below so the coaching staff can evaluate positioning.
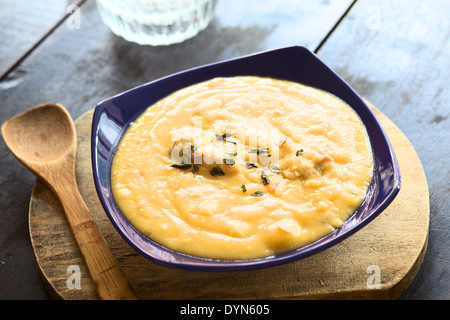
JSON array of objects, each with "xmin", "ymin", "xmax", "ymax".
[{"xmin": 95, "ymin": 0, "xmax": 217, "ymax": 46}]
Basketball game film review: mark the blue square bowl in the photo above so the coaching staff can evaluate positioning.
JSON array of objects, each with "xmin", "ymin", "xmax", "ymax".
[{"xmin": 91, "ymin": 46, "xmax": 401, "ymax": 271}]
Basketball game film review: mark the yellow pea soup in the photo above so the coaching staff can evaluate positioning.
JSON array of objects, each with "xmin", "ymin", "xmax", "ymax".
[{"xmin": 111, "ymin": 76, "xmax": 373, "ymax": 260}]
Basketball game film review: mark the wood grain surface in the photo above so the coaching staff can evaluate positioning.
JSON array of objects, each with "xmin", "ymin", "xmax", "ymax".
[
  {"xmin": 316, "ymin": 0, "xmax": 450, "ymax": 299},
  {"xmin": 28, "ymin": 103, "xmax": 429, "ymax": 300},
  {"xmin": 0, "ymin": 0, "xmax": 85, "ymax": 79}
]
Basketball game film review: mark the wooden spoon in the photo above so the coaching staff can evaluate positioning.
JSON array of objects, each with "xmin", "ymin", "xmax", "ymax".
[{"xmin": 1, "ymin": 103, "xmax": 137, "ymax": 300}]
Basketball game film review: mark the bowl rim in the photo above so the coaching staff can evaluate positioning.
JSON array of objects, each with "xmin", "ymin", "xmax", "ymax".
[{"xmin": 91, "ymin": 45, "xmax": 401, "ymax": 271}]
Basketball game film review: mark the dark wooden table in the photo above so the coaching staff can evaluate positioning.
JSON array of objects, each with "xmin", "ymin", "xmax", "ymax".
[{"xmin": 0, "ymin": 0, "xmax": 448, "ymax": 300}]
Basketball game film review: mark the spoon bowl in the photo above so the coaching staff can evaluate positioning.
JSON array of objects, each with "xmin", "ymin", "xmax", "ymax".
[
  {"xmin": 2, "ymin": 103, "xmax": 75, "ymax": 164},
  {"xmin": 1, "ymin": 103, "xmax": 136, "ymax": 300}
]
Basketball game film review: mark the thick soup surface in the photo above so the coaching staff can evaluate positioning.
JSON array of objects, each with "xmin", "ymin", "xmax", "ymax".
[{"xmin": 111, "ymin": 76, "xmax": 373, "ymax": 260}]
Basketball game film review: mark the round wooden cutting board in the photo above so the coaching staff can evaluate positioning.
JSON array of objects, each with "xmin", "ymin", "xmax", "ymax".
[{"xmin": 29, "ymin": 103, "xmax": 429, "ymax": 300}]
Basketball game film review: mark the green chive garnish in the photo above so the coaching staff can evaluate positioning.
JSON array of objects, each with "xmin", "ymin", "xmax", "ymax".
[
  {"xmin": 267, "ymin": 165, "xmax": 280, "ymax": 173},
  {"xmin": 241, "ymin": 184, "xmax": 247, "ymax": 193},
  {"xmin": 246, "ymin": 162, "xmax": 258, "ymax": 169},
  {"xmin": 296, "ymin": 149, "xmax": 304, "ymax": 156},
  {"xmin": 261, "ymin": 170, "xmax": 270, "ymax": 185},
  {"xmin": 223, "ymin": 158, "xmax": 236, "ymax": 165},
  {"xmin": 225, "ymin": 151, "xmax": 238, "ymax": 157},
  {"xmin": 210, "ymin": 167, "xmax": 225, "ymax": 176},
  {"xmin": 249, "ymin": 147, "xmax": 269, "ymax": 154},
  {"xmin": 170, "ymin": 164, "xmax": 192, "ymax": 170},
  {"xmin": 252, "ymin": 191, "xmax": 264, "ymax": 197},
  {"xmin": 215, "ymin": 133, "xmax": 235, "ymax": 140}
]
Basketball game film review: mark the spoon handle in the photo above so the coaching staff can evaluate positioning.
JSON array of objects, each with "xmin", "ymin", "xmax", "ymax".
[{"xmin": 54, "ymin": 173, "xmax": 137, "ymax": 300}]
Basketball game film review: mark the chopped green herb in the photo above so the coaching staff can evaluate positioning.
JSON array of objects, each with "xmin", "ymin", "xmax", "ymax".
[
  {"xmin": 267, "ymin": 165, "xmax": 280, "ymax": 173},
  {"xmin": 261, "ymin": 170, "xmax": 270, "ymax": 185},
  {"xmin": 191, "ymin": 144, "xmax": 198, "ymax": 152},
  {"xmin": 215, "ymin": 133, "xmax": 236, "ymax": 141},
  {"xmin": 225, "ymin": 150, "xmax": 238, "ymax": 157},
  {"xmin": 249, "ymin": 147, "xmax": 269, "ymax": 154},
  {"xmin": 215, "ymin": 133, "xmax": 237, "ymax": 145},
  {"xmin": 296, "ymin": 149, "xmax": 304, "ymax": 157},
  {"xmin": 246, "ymin": 162, "xmax": 258, "ymax": 169},
  {"xmin": 223, "ymin": 158, "xmax": 236, "ymax": 165},
  {"xmin": 241, "ymin": 184, "xmax": 247, "ymax": 193},
  {"xmin": 210, "ymin": 167, "xmax": 225, "ymax": 176},
  {"xmin": 252, "ymin": 191, "xmax": 264, "ymax": 197},
  {"xmin": 170, "ymin": 164, "xmax": 192, "ymax": 170},
  {"xmin": 192, "ymin": 164, "xmax": 199, "ymax": 175}
]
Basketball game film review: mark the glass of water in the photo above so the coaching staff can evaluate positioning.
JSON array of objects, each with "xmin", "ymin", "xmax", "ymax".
[{"xmin": 95, "ymin": 0, "xmax": 217, "ymax": 46}]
